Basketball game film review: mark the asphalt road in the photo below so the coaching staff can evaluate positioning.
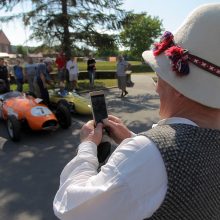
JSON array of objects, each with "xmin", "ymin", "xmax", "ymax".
[{"xmin": 0, "ymin": 74, "xmax": 160, "ymax": 220}]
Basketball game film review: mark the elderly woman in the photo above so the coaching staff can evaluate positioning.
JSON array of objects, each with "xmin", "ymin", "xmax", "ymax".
[
  {"xmin": 116, "ymin": 55, "xmax": 131, "ymax": 98},
  {"xmin": 54, "ymin": 4, "xmax": 220, "ymax": 220}
]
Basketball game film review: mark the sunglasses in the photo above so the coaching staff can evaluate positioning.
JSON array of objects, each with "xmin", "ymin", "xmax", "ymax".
[{"xmin": 152, "ymin": 76, "xmax": 158, "ymax": 86}]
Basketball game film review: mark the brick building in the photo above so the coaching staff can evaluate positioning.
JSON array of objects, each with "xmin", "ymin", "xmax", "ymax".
[{"xmin": 0, "ymin": 30, "xmax": 11, "ymax": 53}]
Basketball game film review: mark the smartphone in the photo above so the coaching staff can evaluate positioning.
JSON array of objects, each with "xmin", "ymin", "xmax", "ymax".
[{"xmin": 90, "ymin": 90, "xmax": 108, "ymax": 125}]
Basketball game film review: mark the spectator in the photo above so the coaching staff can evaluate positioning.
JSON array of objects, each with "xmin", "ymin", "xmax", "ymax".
[
  {"xmin": 24, "ymin": 57, "xmax": 37, "ymax": 94},
  {"xmin": 87, "ymin": 54, "xmax": 96, "ymax": 88},
  {"xmin": 44, "ymin": 57, "xmax": 53, "ymax": 75},
  {"xmin": 13, "ymin": 60, "xmax": 24, "ymax": 92},
  {"xmin": 55, "ymin": 51, "xmax": 66, "ymax": 87},
  {"xmin": 44, "ymin": 58, "xmax": 54, "ymax": 84},
  {"xmin": 53, "ymin": 4, "xmax": 220, "ymax": 220},
  {"xmin": 116, "ymin": 55, "xmax": 131, "ymax": 98},
  {"xmin": 4, "ymin": 60, "xmax": 12, "ymax": 80},
  {"xmin": 0, "ymin": 58, "xmax": 10, "ymax": 92},
  {"xmin": 36, "ymin": 61, "xmax": 50, "ymax": 105},
  {"xmin": 66, "ymin": 56, "xmax": 79, "ymax": 92}
]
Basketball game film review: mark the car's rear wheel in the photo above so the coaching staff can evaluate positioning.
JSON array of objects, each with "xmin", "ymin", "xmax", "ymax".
[
  {"xmin": 6, "ymin": 115, "xmax": 21, "ymax": 141},
  {"xmin": 58, "ymin": 99, "xmax": 75, "ymax": 113},
  {"xmin": 58, "ymin": 99, "xmax": 71, "ymax": 110},
  {"xmin": 56, "ymin": 104, "xmax": 72, "ymax": 129}
]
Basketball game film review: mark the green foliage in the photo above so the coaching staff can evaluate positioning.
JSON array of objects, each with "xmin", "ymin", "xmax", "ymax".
[
  {"xmin": 131, "ymin": 63, "xmax": 153, "ymax": 73},
  {"xmin": 78, "ymin": 61, "xmax": 117, "ymax": 71},
  {"xmin": 95, "ymin": 34, "xmax": 119, "ymax": 57},
  {"xmin": 10, "ymin": 83, "xmax": 29, "ymax": 92},
  {"xmin": 0, "ymin": 0, "xmax": 126, "ymax": 57},
  {"xmin": 16, "ymin": 45, "xmax": 28, "ymax": 56},
  {"xmin": 77, "ymin": 60, "xmax": 152, "ymax": 72},
  {"xmin": 30, "ymin": 44, "xmax": 56, "ymax": 54},
  {"xmin": 120, "ymin": 12, "xmax": 163, "ymax": 59}
]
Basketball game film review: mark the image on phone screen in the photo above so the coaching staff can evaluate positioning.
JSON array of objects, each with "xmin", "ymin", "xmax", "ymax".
[{"xmin": 90, "ymin": 92, "xmax": 108, "ymax": 124}]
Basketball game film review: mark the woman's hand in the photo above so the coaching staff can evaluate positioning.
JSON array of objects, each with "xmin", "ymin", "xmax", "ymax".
[
  {"xmin": 103, "ymin": 115, "xmax": 132, "ymax": 144},
  {"xmin": 80, "ymin": 121, "xmax": 103, "ymax": 146}
]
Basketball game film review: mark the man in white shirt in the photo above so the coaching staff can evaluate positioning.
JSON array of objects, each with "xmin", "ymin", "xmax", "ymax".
[
  {"xmin": 66, "ymin": 56, "xmax": 79, "ymax": 92},
  {"xmin": 116, "ymin": 55, "xmax": 131, "ymax": 97},
  {"xmin": 53, "ymin": 4, "xmax": 220, "ymax": 220}
]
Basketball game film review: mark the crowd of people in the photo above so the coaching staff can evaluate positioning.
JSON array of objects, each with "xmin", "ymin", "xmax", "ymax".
[
  {"xmin": 0, "ymin": 56, "xmax": 54, "ymax": 104},
  {"xmin": 0, "ymin": 51, "xmax": 136, "ymax": 102},
  {"xmin": 0, "ymin": 53, "xmax": 98, "ymax": 104}
]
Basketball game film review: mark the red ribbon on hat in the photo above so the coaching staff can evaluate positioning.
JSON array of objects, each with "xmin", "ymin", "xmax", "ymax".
[
  {"xmin": 153, "ymin": 31, "xmax": 175, "ymax": 56},
  {"xmin": 165, "ymin": 46, "xmax": 190, "ymax": 76},
  {"xmin": 153, "ymin": 31, "xmax": 220, "ymax": 77}
]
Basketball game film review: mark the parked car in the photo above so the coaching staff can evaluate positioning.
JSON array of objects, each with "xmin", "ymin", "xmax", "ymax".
[
  {"xmin": 48, "ymin": 89, "xmax": 92, "ymax": 115},
  {"xmin": 0, "ymin": 91, "xmax": 72, "ymax": 141}
]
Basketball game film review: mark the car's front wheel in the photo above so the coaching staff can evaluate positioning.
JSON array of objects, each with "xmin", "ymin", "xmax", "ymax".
[
  {"xmin": 56, "ymin": 104, "xmax": 72, "ymax": 129},
  {"xmin": 6, "ymin": 115, "xmax": 21, "ymax": 141}
]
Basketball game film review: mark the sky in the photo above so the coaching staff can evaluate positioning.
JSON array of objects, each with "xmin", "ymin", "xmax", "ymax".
[{"xmin": 0, "ymin": 0, "xmax": 219, "ymax": 47}]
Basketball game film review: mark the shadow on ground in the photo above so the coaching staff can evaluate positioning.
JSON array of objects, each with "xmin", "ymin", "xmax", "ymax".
[
  {"xmin": 0, "ymin": 119, "xmax": 85, "ymax": 220},
  {"xmin": 0, "ymin": 80, "xmax": 159, "ymax": 220}
]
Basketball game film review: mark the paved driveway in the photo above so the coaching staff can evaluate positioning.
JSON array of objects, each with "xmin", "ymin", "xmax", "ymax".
[{"xmin": 0, "ymin": 74, "xmax": 160, "ymax": 220}]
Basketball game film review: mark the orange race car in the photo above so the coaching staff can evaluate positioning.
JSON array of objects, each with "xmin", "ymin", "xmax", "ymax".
[{"xmin": 0, "ymin": 91, "xmax": 72, "ymax": 141}]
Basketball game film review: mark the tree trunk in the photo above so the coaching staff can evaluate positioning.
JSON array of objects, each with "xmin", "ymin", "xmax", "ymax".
[{"xmin": 61, "ymin": 0, "xmax": 71, "ymax": 58}]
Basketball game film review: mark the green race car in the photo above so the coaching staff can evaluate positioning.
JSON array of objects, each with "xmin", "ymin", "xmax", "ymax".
[{"xmin": 48, "ymin": 89, "xmax": 92, "ymax": 115}]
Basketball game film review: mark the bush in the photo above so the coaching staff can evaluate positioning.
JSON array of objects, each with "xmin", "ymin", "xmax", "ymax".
[
  {"xmin": 131, "ymin": 64, "xmax": 153, "ymax": 73},
  {"xmin": 78, "ymin": 71, "xmax": 116, "ymax": 80},
  {"xmin": 77, "ymin": 60, "xmax": 153, "ymax": 72}
]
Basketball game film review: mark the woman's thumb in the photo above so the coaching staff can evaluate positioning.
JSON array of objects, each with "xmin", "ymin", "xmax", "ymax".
[{"xmin": 95, "ymin": 123, "xmax": 103, "ymax": 133}]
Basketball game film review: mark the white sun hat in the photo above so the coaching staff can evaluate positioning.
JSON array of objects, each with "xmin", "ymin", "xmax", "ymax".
[{"xmin": 142, "ymin": 3, "xmax": 220, "ymax": 109}]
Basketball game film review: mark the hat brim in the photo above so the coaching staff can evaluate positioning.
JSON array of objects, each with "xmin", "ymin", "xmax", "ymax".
[{"xmin": 142, "ymin": 50, "xmax": 220, "ymax": 109}]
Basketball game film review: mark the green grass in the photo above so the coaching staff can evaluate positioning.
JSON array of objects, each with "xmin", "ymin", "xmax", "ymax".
[
  {"xmin": 10, "ymin": 83, "xmax": 29, "ymax": 91},
  {"xmin": 78, "ymin": 61, "xmax": 117, "ymax": 71},
  {"xmin": 11, "ymin": 60, "xmax": 151, "ymax": 92},
  {"xmin": 10, "ymin": 79, "xmax": 117, "ymax": 93},
  {"xmin": 53, "ymin": 60, "xmax": 151, "ymax": 73}
]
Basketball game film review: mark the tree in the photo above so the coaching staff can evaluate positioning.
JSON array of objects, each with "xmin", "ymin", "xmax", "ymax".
[
  {"xmin": 0, "ymin": 0, "xmax": 126, "ymax": 57},
  {"xmin": 16, "ymin": 45, "xmax": 28, "ymax": 57},
  {"xmin": 120, "ymin": 12, "xmax": 163, "ymax": 59},
  {"xmin": 95, "ymin": 34, "xmax": 119, "ymax": 57}
]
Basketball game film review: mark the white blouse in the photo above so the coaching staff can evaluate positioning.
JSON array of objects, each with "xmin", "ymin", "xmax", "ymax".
[{"xmin": 53, "ymin": 117, "xmax": 198, "ymax": 220}]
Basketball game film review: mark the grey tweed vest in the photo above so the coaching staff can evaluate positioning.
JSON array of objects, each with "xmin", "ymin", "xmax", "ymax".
[{"xmin": 141, "ymin": 124, "xmax": 220, "ymax": 220}]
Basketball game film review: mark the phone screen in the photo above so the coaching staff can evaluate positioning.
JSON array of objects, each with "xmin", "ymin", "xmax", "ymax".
[{"xmin": 90, "ymin": 92, "xmax": 108, "ymax": 124}]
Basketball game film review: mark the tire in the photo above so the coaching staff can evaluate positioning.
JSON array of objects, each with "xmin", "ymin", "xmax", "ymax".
[
  {"xmin": 58, "ymin": 99, "xmax": 70, "ymax": 108},
  {"xmin": 6, "ymin": 115, "xmax": 21, "ymax": 141},
  {"xmin": 56, "ymin": 104, "xmax": 72, "ymax": 129},
  {"xmin": 57, "ymin": 99, "xmax": 75, "ymax": 113},
  {"xmin": 26, "ymin": 91, "xmax": 37, "ymax": 98}
]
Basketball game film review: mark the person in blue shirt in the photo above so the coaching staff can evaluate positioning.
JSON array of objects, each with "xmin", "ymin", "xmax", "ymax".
[{"xmin": 13, "ymin": 60, "xmax": 24, "ymax": 92}]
